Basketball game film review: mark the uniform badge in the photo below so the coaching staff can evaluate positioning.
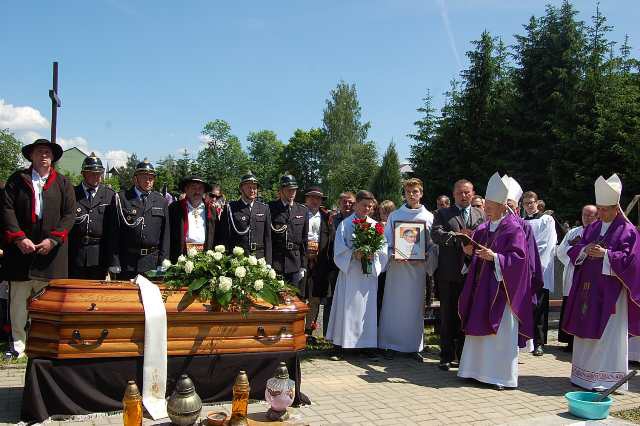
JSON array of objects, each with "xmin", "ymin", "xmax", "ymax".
[
  {"xmin": 76, "ymin": 207, "xmax": 82, "ymax": 213},
  {"xmin": 127, "ymin": 216, "xmax": 132, "ymax": 221},
  {"xmin": 132, "ymin": 209, "xmax": 137, "ymax": 214},
  {"xmin": 256, "ymin": 213, "xmax": 264, "ymax": 216},
  {"xmin": 241, "ymin": 216, "xmax": 247, "ymax": 221}
]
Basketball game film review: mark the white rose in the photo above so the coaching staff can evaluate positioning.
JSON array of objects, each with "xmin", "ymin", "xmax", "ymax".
[
  {"xmin": 268, "ymin": 269, "xmax": 277, "ymax": 279},
  {"xmin": 254, "ymin": 279, "xmax": 264, "ymax": 291},
  {"xmin": 247, "ymin": 255, "xmax": 258, "ymax": 266},
  {"xmin": 161, "ymin": 259, "xmax": 172, "ymax": 269},
  {"xmin": 219, "ymin": 276, "xmax": 232, "ymax": 292},
  {"xmin": 177, "ymin": 255, "xmax": 187, "ymax": 263},
  {"xmin": 214, "ymin": 245, "xmax": 226, "ymax": 253},
  {"xmin": 187, "ymin": 247, "xmax": 199, "ymax": 258},
  {"xmin": 257, "ymin": 258, "xmax": 266, "ymax": 266},
  {"xmin": 266, "ymin": 264, "xmax": 272, "ymax": 270},
  {"xmin": 212, "ymin": 252, "xmax": 223, "ymax": 261},
  {"xmin": 235, "ymin": 266, "xmax": 247, "ymax": 278},
  {"xmin": 206, "ymin": 250, "xmax": 215, "ymax": 257},
  {"xmin": 233, "ymin": 246, "xmax": 244, "ymax": 256},
  {"xmin": 277, "ymin": 279, "xmax": 285, "ymax": 288},
  {"xmin": 184, "ymin": 260, "xmax": 194, "ymax": 274}
]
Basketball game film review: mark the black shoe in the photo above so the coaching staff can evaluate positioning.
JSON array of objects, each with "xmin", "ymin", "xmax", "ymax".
[
  {"xmin": 493, "ymin": 384, "xmax": 505, "ymax": 391},
  {"xmin": 450, "ymin": 361, "xmax": 460, "ymax": 368},
  {"xmin": 562, "ymin": 345, "xmax": 573, "ymax": 353},
  {"xmin": 438, "ymin": 362, "xmax": 451, "ymax": 371},
  {"xmin": 533, "ymin": 346, "xmax": 544, "ymax": 356},
  {"xmin": 329, "ymin": 346, "xmax": 343, "ymax": 361},
  {"xmin": 383, "ymin": 350, "xmax": 395, "ymax": 360},
  {"xmin": 364, "ymin": 349, "xmax": 379, "ymax": 360}
]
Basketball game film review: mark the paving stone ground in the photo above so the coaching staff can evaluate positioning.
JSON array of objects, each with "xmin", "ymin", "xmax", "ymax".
[{"xmin": 1, "ymin": 332, "xmax": 639, "ymax": 425}]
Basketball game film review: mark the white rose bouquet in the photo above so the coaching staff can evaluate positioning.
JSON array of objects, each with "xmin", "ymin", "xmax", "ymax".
[{"xmin": 163, "ymin": 246, "xmax": 296, "ymax": 313}]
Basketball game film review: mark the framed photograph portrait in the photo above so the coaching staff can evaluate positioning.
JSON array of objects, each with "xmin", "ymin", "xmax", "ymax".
[{"xmin": 393, "ymin": 220, "xmax": 426, "ymax": 260}]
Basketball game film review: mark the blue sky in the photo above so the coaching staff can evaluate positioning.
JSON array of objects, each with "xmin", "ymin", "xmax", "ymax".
[{"xmin": 1, "ymin": 1, "xmax": 638, "ymax": 168}]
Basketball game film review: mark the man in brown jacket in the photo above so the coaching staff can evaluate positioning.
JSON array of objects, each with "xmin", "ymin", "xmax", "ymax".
[{"xmin": 1, "ymin": 139, "xmax": 75, "ymax": 358}]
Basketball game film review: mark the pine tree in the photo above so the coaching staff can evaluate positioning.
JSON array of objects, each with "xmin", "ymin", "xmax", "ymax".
[{"xmin": 370, "ymin": 142, "xmax": 403, "ymax": 206}]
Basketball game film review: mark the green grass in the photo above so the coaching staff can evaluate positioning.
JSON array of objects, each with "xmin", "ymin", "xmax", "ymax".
[
  {"xmin": 612, "ymin": 407, "xmax": 640, "ymax": 424},
  {"xmin": 0, "ymin": 342, "xmax": 27, "ymax": 366}
]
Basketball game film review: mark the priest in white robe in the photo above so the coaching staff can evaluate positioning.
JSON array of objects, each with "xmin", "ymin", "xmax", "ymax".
[
  {"xmin": 522, "ymin": 191, "xmax": 558, "ymax": 356},
  {"xmin": 562, "ymin": 174, "xmax": 640, "ymax": 391},
  {"xmin": 326, "ymin": 190, "xmax": 388, "ymax": 360},
  {"xmin": 378, "ymin": 178, "xmax": 434, "ymax": 358}
]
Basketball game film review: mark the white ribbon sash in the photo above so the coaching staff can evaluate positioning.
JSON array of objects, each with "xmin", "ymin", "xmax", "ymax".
[{"xmin": 135, "ymin": 275, "xmax": 168, "ymax": 420}]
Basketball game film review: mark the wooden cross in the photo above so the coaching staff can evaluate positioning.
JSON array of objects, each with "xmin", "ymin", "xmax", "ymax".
[{"xmin": 49, "ymin": 61, "xmax": 62, "ymax": 144}]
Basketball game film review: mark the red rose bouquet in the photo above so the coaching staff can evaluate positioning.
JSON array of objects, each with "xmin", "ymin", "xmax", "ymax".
[{"xmin": 352, "ymin": 217, "xmax": 386, "ymax": 274}]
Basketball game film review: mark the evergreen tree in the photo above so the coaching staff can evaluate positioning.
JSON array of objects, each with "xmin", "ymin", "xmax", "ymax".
[
  {"xmin": 370, "ymin": 142, "xmax": 403, "ymax": 206},
  {"xmin": 321, "ymin": 81, "xmax": 378, "ymax": 202}
]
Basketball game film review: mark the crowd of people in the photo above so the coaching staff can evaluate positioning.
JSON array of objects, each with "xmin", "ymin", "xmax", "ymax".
[{"xmin": 1, "ymin": 137, "xmax": 638, "ymax": 395}]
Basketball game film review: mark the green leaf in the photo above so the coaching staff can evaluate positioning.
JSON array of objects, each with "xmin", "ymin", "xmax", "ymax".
[{"xmin": 188, "ymin": 277, "xmax": 208, "ymax": 292}]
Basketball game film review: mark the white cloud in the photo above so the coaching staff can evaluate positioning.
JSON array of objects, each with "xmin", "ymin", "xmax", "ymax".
[
  {"xmin": 198, "ymin": 134, "xmax": 211, "ymax": 145},
  {"xmin": 0, "ymin": 99, "xmax": 130, "ymax": 169},
  {"xmin": 0, "ymin": 99, "xmax": 49, "ymax": 130}
]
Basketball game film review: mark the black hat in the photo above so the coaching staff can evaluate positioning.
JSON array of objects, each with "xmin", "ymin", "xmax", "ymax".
[
  {"xmin": 81, "ymin": 152, "xmax": 105, "ymax": 172},
  {"xmin": 239, "ymin": 171, "xmax": 259, "ymax": 186},
  {"xmin": 279, "ymin": 173, "xmax": 298, "ymax": 189},
  {"xmin": 134, "ymin": 158, "xmax": 156, "ymax": 175},
  {"xmin": 304, "ymin": 186, "xmax": 326, "ymax": 200},
  {"xmin": 21, "ymin": 139, "xmax": 63, "ymax": 163},
  {"xmin": 179, "ymin": 176, "xmax": 211, "ymax": 192}
]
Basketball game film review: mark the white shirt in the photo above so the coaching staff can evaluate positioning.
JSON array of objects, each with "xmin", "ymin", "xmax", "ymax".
[
  {"xmin": 31, "ymin": 169, "xmax": 50, "ymax": 219},
  {"xmin": 557, "ymin": 226, "xmax": 584, "ymax": 296},
  {"xmin": 307, "ymin": 209, "xmax": 321, "ymax": 242},
  {"xmin": 186, "ymin": 201, "xmax": 206, "ymax": 243}
]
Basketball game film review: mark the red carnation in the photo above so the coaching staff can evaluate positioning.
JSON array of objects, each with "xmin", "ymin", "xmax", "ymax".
[{"xmin": 375, "ymin": 223, "xmax": 385, "ymax": 235}]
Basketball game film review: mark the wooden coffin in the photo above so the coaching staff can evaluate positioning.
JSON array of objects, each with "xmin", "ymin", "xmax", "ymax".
[{"xmin": 26, "ymin": 279, "xmax": 309, "ymax": 359}]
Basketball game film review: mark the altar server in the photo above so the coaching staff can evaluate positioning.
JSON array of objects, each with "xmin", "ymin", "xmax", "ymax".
[
  {"xmin": 555, "ymin": 204, "xmax": 598, "ymax": 351},
  {"xmin": 522, "ymin": 190, "xmax": 558, "ymax": 356},
  {"xmin": 561, "ymin": 174, "xmax": 640, "ymax": 391},
  {"xmin": 1, "ymin": 139, "xmax": 75, "ymax": 358},
  {"xmin": 326, "ymin": 190, "xmax": 388, "ymax": 359},
  {"xmin": 169, "ymin": 176, "xmax": 216, "ymax": 263},
  {"xmin": 457, "ymin": 173, "xmax": 533, "ymax": 390},
  {"xmin": 378, "ymin": 178, "xmax": 433, "ymax": 358}
]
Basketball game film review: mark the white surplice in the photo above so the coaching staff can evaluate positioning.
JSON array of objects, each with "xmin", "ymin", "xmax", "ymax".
[
  {"xmin": 557, "ymin": 226, "xmax": 584, "ymax": 296},
  {"xmin": 378, "ymin": 205, "xmax": 433, "ymax": 352},
  {"xmin": 527, "ymin": 214, "xmax": 558, "ymax": 291},
  {"xmin": 570, "ymin": 221, "xmax": 629, "ymax": 391},
  {"xmin": 326, "ymin": 213, "xmax": 388, "ymax": 348},
  {"xmin": 457, "ymin": 216, "xmax": 519, "ymax": 388}
]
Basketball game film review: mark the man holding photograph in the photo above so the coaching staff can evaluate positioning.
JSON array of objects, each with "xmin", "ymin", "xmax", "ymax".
[{"xmin": 378, "ymin": 178, "xmax": 434, "ymax": 359}]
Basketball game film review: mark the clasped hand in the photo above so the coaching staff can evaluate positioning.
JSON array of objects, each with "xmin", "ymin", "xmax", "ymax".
[
  {"xmin": 586, "ymin": 243, "xmax": 606, "ymax": 258},
  {"xmin": 16, "ymin": 238, "xmax": 55, "ymax": 255},
  {"xmin": 354, "ymin": 250, "xmax": 373, "ymax": 261}
]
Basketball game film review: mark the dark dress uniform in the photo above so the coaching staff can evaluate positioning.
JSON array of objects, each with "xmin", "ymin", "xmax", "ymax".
[
  {"xmin": 169, "ymin": 199, "xmax": 217, "ymax": 263},
  {"xmin": 269, "ymin": 199, "xmax": 309, "ymax": 285},
  {"xmin": 217, "ymin": 199, "xmax": 272, "ymax": 263},
  {"xmin": 69, "ymin": 184, "xmax": 115, "ymax": 279}
]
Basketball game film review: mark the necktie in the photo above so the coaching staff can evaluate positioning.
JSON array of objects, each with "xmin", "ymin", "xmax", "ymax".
[
  {"xmin": 87, "ymin": 188, "xmax": 95, "ymax": 202},
  {"xmin": 141, "ymin": 193, "xmax": 148, "ymax": 204},
  {"xmin": 463, "ymin": 208, "xmax": 470, "ymax": 227}
]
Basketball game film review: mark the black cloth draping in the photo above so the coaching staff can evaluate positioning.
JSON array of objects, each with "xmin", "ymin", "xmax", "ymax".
[{"xmin": 21, "ymin": 351, "xmax": 308, "ymax": 423}]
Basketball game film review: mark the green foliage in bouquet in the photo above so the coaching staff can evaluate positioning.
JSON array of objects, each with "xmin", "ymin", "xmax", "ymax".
[{"xmin": 162, "ymin": 245, "xmax": 296, "ymax": 313}]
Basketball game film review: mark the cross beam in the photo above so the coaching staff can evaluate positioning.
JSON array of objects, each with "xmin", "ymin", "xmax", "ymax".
[{"xmin": 49, "ymin": 61, "xmax": 61, "ymax": 144}]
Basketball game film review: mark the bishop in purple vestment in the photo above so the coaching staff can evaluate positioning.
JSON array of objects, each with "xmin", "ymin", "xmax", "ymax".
[{"xmin": 561, "ymin": 174, "xmax": 640, "ymax": 390}]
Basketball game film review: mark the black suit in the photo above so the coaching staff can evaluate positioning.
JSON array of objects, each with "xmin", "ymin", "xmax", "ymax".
[
  {"xmin": 69, "ymin": 184, "xmax": 115, "ymax": 279},
  {"xmin": 303, "ymin": 209, "xmax": 332, "ymax": 299},
  {"xmin": 269, "ymin": 200, "xmax": 308, "ymax": 288},
  {"xmin": 431, "ymin": 205, "xmax": 485, "ymax": 363},
  {"xmin": 168, "ymin": 199, "xmax": 217, "ymax": 263},
  {"xmin": 106, "ymin": 187, "xmax": 170, "ymax": 279},
  {"xmin": 216, "ymin": 199, "xmax": 272, "ymax": 264}
]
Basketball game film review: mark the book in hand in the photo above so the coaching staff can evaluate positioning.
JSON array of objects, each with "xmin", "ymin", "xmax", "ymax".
[{"xmin": 453, "ymin": 232, "xmax": 487, "ymax": 250}]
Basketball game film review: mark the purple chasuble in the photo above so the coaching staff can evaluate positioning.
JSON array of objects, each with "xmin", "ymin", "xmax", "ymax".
[
  {"xmin": 458, "ymin": 214, "xmax": 534, "ymax": 347},
  {"xmin": 561, "ymin": 214, "xmax": 640, "ymax": 339}
]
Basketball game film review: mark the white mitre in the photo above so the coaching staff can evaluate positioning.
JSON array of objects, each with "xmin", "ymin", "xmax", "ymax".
[
  {"xmin": 485, "ymin": 172, "xmax": 509, "ymax": 204},
  {"xmin": 505, "ymin": 175, "xmax": 523, "ymax": 203},
  {"xmin": 595, "ymin": 173, "xmax": 622, "ymax": 206}
]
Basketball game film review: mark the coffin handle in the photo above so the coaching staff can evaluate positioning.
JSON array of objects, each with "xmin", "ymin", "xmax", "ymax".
[
  {"xmin": 255, "ymin": 326, "xmax": 292, "ymax": 342},
  {"xmin": 71, "ymin": 329, "xmax": 109, "ymax": 346}
]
